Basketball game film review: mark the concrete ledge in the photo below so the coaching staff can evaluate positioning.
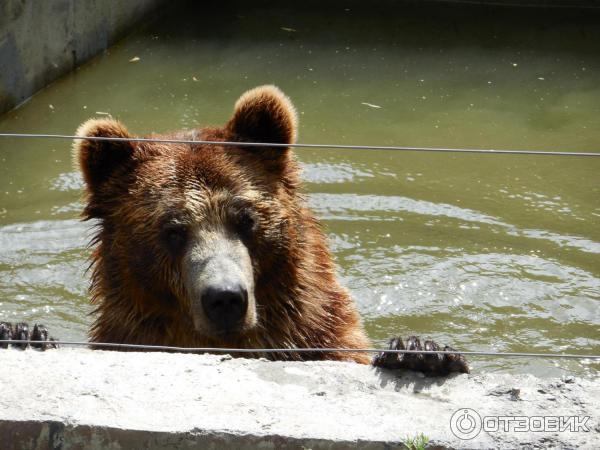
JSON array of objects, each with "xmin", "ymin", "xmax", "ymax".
[{"xmin": 0, "ymin": 349, "xmax": 598, "ymax": 449}]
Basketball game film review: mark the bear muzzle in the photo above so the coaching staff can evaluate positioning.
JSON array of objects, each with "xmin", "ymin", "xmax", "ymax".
[{"xmin": 183, "ymin": 231, "xmax": 257, "ymax": 339}]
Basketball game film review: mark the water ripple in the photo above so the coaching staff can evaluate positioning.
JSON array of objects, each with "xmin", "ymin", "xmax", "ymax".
[{"xmin": 311, "ymin": 193, "xmax": 600, "ymax": 254}]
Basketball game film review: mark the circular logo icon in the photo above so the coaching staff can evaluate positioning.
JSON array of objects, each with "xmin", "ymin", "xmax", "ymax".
[{"xmin": 450, "ymin": 408, "xmax": 482, "ymax": 440}]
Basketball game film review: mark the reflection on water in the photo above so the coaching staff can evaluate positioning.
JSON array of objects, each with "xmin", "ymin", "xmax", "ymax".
[{"xmin": 0, "ymin": 1, "xmax": 598, "ymax": 377}]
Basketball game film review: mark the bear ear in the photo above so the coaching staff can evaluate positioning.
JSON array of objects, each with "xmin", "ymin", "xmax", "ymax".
[
  {"xmin": 74, "ymin": 118, "xmax": 136, "ymax": 193},
  {"xmin": 74, "ymin": 118, "xmax": 138, "ymax": 217},
  {"xmin": 226, "ymin": 85, "xmax": 298, "ymax": 165}
]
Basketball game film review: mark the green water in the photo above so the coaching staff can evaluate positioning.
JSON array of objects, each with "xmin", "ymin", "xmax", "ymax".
[{"xmin": 0, "ymin": 1, "xmax": 599, "ymax": 377}]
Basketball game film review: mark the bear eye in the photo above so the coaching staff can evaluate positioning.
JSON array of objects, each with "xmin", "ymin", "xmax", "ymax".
[
  {"xmin": 235, "ymin": 210, "xmax": 256, "ymax": 238},
  {"xmin": 162, "ymin": 224, "xmax": 188, "ymax": 252}
]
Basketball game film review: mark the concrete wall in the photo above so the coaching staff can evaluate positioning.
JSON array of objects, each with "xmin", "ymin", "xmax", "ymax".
[
  {"xmin": 0, "ymin": 0, "xmax": 165, "ymax": 115},
  {"xmin": 0, "ymin": 349, "xmax": 598, "ymax": 449}
]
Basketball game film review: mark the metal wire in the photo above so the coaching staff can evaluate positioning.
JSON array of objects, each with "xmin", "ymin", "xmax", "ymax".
[
  {"xmin": 1, "ymin": 132, "xmax": 598, "ymax": 361},
  {"xmin": 0, "ymin": 132, "xmax": 598, "ymax": 157},
  {"xmin": 1, "ymin": 340, "xmax": 599, "ymax": 359}
]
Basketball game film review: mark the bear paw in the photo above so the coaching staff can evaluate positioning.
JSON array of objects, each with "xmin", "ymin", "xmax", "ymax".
[
  {"xmin": 372, "ymin": 335, "xmax": 469, "ymax": 376},
  {"xmin": 0, "ymin": 322, "xmax": 58, "ymax": 350}
]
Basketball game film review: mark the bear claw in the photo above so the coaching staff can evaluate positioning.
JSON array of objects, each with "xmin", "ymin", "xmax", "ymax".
[
  {"xmin": 0, "ymin": 322, "xmax": 12, "ymax": 349},
  {"xmin": 372, "ymin": 335, "xmax": 469, "ymax": 376},
  {"xmin": 0, "ymin": 322, "xmax": 57, "ymax": 350}
]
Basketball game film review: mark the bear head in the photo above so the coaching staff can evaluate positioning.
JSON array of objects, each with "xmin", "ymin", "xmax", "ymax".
[{"xmin": 75, "ymin": 86, "xmax": 305, "ymax": 343}]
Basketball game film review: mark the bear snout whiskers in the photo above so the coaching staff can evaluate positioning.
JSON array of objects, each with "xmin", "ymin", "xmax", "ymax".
[{"xmin": 201, "ymin": 283, "xmax": 249, "ymax": 332}]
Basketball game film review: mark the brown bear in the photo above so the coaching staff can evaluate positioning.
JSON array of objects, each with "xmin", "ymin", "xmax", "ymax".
[{"xmin": 3, "ymin": 86, "xmax": 468, "ymax": 376}]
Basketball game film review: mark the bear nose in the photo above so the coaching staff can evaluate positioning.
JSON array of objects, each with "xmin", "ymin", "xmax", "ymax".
[{"xmin": 201, "ymin": 284, "xmax": 248, "ymax": 331}]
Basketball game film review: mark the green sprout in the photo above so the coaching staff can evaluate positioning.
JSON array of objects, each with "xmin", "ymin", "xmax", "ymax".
[{"xmin": 404, "ymin": 432, "xmax": 430, "ymax": 450}]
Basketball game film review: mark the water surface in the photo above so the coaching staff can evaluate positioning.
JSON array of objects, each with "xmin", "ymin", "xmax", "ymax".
[{"xmin": 0, "ymin": 1, "xmax": 598, "ymax": 377}]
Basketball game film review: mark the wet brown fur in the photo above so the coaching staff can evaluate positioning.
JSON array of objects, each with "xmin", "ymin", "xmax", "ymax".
[{"xmin": 76, "ymin": 86, "xmax": 371, "ymax": 364}]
